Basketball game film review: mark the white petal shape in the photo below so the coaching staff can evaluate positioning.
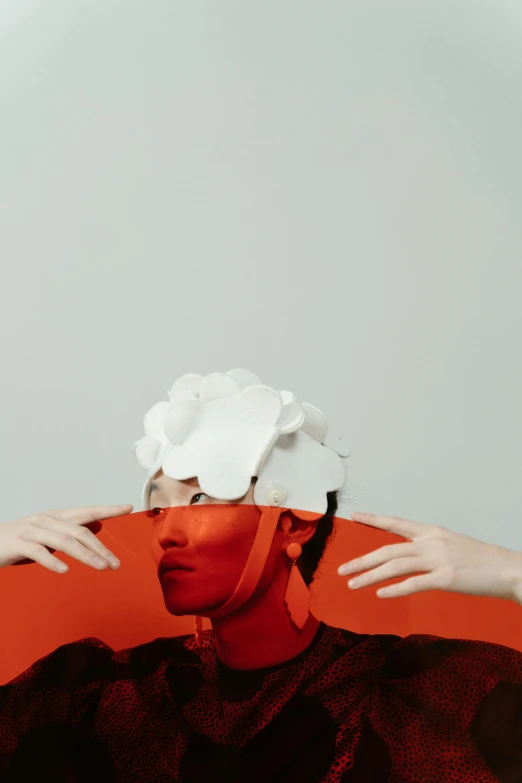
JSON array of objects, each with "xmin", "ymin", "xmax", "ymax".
[
  {"xmin": 134, "ymin": 436, "xmax": 161, "ymax": 471},
  {"xmin": 143, "ymin": 401, "xmax": 169, "ymax": 439},
  {"xmin": 162, "ymin": 445, "xmax": 199, "ymax": 482},
  {"xmin": 277, "ymin": 402, "xmax": 305, "ymax": 434},
  {"xmin": 199, "ymin": 372, "xmax": 241, "ymax": 401},
  {"xmin": 301, "ymin": 403, "xmax": 328, "ymax": 443},
  {"xmin": 168, "ymin": 373, "xmax": 203, "ymax": 401},
  {"xmin": 157, "ymin": 439, "xmax": 173, "ymax": 465},
  {"xmin": 164, "ymin": 399, "xmax": 201, "ymax": 445},
  {"xmin": 280, "ymin": 389, "xmax": 297, "ymax": 404},
  {"xmin": 241, "ymin": 385, "xmax": 282, "ymax": 425},
  {"xmin": 227, "ymin": 368, "xmax": 261, "ymax": 388},
  {"xmin": 160, "ymin": 386, "xmax": 282, "ymax": 500},
  {"xmin": 255, "ymin": 430, "xmax": 346, "ymax": 519},
  {"xmin": 323, "ymin": 433, "xmax": 351, "ymax": 458},
  {"xmin": 136, "ymin": 369, "xmax": 348, "ymax": 515}
]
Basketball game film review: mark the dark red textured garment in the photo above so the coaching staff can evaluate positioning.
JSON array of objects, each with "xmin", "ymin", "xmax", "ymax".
[{"xmin": 1, "ymin": 623, "xmax": 522, "ymax": 782}]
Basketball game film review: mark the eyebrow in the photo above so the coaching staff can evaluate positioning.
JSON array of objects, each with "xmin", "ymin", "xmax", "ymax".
[
  {"xmin": 149, "ymin": 481, "xmax": 160, "ymax": 497},
  {"xmin": 148, "ymin": 477, "xmax": 202, "ymax": 499}
]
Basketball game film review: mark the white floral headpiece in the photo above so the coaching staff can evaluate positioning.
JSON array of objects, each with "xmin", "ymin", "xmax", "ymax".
[{"xmin": 134, "ymin": 369, "xmax": 349, "ymax": 519}]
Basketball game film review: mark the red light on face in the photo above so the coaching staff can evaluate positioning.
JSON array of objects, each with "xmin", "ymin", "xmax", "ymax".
[{"xmin": 2, "ymin": 510, "xmax": 522, "ymax": 686}]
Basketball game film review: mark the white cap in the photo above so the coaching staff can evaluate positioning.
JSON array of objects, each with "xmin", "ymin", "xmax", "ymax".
[{"xmin": 134, "ymin": 369, "xmax": 349, "ymax": 519}]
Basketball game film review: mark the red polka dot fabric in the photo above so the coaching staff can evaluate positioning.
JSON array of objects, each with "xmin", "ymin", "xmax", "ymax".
[{"xmin": 1, "ymin": 623, "xmax": 522, "ymax": 782}]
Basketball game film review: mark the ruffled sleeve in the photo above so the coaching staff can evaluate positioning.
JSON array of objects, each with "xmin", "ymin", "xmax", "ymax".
[
  {"xmin": 374, "ymin": 634, "xmax": 522, "ymax": 781},
  {"xmin": 0, "ymin": 637, "xmax": 118, "ymax": 780}
]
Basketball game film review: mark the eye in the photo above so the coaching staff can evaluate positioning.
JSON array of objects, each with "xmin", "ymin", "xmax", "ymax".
[
  {"xmin": 190, "ymin": 492, "xmax": 210, "ymax": 505},
  {"xmin": 147, "ymin": 506, "xmax": 168, "ymax": 519}
]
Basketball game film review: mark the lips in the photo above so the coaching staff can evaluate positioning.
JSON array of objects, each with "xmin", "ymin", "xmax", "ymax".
[{"xmin": 158, "ymin": 556, "xmax": 194, "ymax": 580}]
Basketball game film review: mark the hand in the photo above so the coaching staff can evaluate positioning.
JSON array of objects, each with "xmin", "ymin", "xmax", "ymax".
[
  {"xmin": 0, "ymin": 505, "xmax": 133, "ymax": 573},
  {"xmin": 338, "ymin": 512, "xmax": 522, "ymax": 603}
]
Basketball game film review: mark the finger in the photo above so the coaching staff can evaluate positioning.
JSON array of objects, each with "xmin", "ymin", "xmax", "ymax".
[
  {"xmin": 350, "ymin": 512, "xmax": 424, "ymax": 539},
  {"xmin": 338, "ymin": 542, "xmax": 419, "ymax": 576},
  {"xmin": 16, "ymin": 542, "xmax": 70, "ymax": 574},
  {"xmin": 85, "ymin": 521, "xmax": 102, "ymax": 535},
  {"xmin": 347, "ymin": 557, "xmax": 426, "ymax": 590},
  {"xmin": 34, "ymin": 516, "xmax": 120, "ymax": 568},
  {"xmin": 27, "ymin": 527, "xmax": 116, "ymax": 570},
  {"xmin": 376, "ymin": 573, "xmax": 437, "ymax": 598},
  {"xmin": 44, "ymin": 505, "xmax": 133, "ymax": 525}
]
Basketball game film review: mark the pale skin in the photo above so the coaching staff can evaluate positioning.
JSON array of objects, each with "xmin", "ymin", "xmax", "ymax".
[
  {"xmin": 338, "ymin": 512, "xmax": 522, "ymax": 606},
  {"xmin": 0, "ymin": 478, "xmax": 321, "ymax": 670},
  {"xmin": 148, "ymin": 473, "xmax": 321, "ymax": 669},
  {"xmin": 2, "ymin": 497, "xmax": 522, "ymax": 669},
  {"xmin": 0, "ymin": 505, "xmax": 133, "ymax": 571}
]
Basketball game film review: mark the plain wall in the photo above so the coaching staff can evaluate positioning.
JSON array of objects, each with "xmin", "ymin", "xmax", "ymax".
[{"xmin": 1, "ymin": 0, "xmax": 521, "ymax": 554}]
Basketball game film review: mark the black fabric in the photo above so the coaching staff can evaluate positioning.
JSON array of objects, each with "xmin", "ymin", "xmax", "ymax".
[{"xmin": 2, "ymin": 625, "xmax": 522, "ymax": 782}]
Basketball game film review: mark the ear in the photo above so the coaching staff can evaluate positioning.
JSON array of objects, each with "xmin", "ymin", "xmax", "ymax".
[{"xmin": 278, "ymin": 510, "xmax": 318, "ymax": 547}]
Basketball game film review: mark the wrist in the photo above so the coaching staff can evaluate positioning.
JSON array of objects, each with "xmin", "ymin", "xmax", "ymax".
[{"xmin": 508, "ymin": 551, "xmax": 522, "ymax": 605}]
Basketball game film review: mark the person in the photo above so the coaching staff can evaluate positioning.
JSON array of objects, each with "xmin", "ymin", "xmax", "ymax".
[{"xmin": 1, "ymin": 368, "xmax": 522, "ymax": 783}]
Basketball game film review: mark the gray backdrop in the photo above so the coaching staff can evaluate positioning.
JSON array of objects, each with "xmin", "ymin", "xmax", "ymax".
[{"xmin": 1, "ymin": 1, "xmax": 521, "ymax": 549}]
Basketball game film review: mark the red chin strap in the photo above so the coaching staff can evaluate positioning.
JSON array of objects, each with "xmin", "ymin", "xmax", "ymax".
[{"xmin": 207, "ymin": 505, "xmax": 283, "ymax": 619}]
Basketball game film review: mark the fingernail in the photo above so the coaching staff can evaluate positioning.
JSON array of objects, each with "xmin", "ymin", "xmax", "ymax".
[
  {"xmin": 338, "ymin": 563, "xmax": 352, "ymax": 576},
  {"xmin": 93, "ymin": 557, "xmax": 107, "ymax": 569},
  {"xmin": 57, "ymin": 563, "xmax": 68, "ymax": 573},
  {"xmin": 349, "ymin": 578, "xmax": 362, "ymax": 589},
  {"xmin": 108, "ymin": 556, "xmax": 120, "ymax": 568}
]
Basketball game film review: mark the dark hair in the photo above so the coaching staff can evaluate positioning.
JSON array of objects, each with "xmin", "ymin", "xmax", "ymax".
[{"xmin": 298, "ymin": 490, "xmax": 339, "ymax": 586}]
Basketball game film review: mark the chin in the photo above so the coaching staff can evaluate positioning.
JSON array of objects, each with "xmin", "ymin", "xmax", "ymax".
[
  {"xmin": 164, "ymin": 604, "xmax": 193, "ymax": 617},
  {"xmin": 163, "ymin": 599, "xmax": 216, "ymax": 618},
  {"xmin": 159, "ymin": 570, "xmax": 233, "ymax": 616},
  {"xmin": 160, "ymin": 590, "xmax": 197, "ymax": 616},
  {"xmin": 160, "ymin": 587, "xmax": 223, "ymax": 617}
]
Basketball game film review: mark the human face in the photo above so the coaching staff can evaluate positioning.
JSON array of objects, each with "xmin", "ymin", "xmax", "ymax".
[{"xmin": 149, "ymin": 473, "xmax": 263, "ymax": 616}]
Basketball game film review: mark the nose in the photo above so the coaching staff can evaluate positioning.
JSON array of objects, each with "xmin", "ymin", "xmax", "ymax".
[{"xmin": 155, "ymin": 508, "xmax": 190, "ymax": 551}]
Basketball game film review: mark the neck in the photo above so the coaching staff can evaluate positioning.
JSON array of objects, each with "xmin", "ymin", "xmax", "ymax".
[{"xmin": 210, "ymin": 567, "xmax": 320, "ymax": 670}]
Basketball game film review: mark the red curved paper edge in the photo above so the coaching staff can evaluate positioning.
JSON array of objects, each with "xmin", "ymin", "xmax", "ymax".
[{"xmin": 1, "ymin": 509, "xmax": 521, "ymax": 684}]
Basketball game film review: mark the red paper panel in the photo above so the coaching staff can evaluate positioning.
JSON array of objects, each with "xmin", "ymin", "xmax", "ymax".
[{"xmin": 1, "ymin": 511, "xmax": 521, "ymax": 684}]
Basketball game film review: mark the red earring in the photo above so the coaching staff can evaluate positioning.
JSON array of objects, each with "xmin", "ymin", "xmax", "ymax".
[{"xmin": 284, "ymin": 543, "xmax": 310, "ymax": 629}]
